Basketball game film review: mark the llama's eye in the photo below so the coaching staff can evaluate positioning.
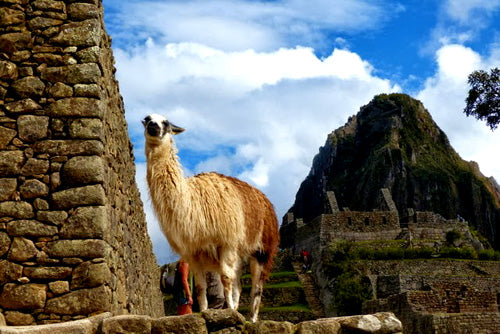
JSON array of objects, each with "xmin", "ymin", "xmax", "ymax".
[{"xmin": 162, "ymin": 120, "xmax": 169, "ymax": 128}]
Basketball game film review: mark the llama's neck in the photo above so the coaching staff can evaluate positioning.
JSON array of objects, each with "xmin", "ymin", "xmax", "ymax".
[
  {"xmin": 145, "ymin": 139, "xmax": 191, "ymax": 246},
  {"xmin": 146, "ymin": 139, "xmax": 186, "ymax": 193}
]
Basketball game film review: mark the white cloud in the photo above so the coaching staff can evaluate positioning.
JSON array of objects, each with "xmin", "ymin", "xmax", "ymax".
[
  {"xmin": 417, "ymin": 44, "xmax": 500, "ymax": 181},
  {"xmin": 116, "ymin": 41, "xmax": 397, "ymax": 152},
  {"xmin": 445, "ymin": 0, "xmax": 500, "ymax": 25},
  {"xmin": 104, "ymin": 0, "xmax": 399, "ymax": 52},
  {"xmin": 116, "ymin": 41, "xmax": 376, "ymax": 95},
  {"xmin": 422, "ymin": 0, "xmax": 500, "ymax": 58},
  {"xmin": 435, "ymin": 44, "xmax": 481, "ymax": 81}
]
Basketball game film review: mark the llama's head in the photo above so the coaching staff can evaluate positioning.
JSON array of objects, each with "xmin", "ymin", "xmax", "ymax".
[{"xmin": 142, "ymin": 114, "xmax": 185, "ymax": 143}]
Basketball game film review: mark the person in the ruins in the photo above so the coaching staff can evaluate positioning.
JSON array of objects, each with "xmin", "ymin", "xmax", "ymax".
[
  {"xmin": 173, "ymin": 260, "xmax": 193, "ymax": 315},
  {"xmin": 300, "ymin": 249, "xmax": 311, "ymax": 273}
]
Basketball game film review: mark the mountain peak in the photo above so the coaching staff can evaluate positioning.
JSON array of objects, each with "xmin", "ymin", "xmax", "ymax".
[{"xmin": 287, "ymin": 93, "xmax": 500, "ymax": 249}]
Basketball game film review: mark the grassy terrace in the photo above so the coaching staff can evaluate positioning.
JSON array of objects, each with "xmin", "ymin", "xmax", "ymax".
[{"xmin": 326, "ymin": 240, "xmax": 500, "ymax": 262}]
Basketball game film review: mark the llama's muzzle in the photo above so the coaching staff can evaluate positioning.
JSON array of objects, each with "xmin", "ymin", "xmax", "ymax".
[{"xmin": 147, "ymin": 122, "xmax": 161, "ymax": 137}]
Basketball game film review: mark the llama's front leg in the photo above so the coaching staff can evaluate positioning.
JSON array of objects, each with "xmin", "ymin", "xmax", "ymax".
[
  {"xmin": 220, "ymin": 272, "xmax": 235, "ymax": 310},
  {"xmin": 232, "ymin": 277, "xmax": 242, "ymax": 310},
  {"xmin": 231, "ymin": 258, "xmax": 243, "ymax": 310},
  {"xmin": 220, "ymin": 254, "xmax": 237, "ymax": 309},
  {"xmin": 193, "ymin": 268, "xmax": 208, "ymax": 311},
  {"xmin": 249, "ymin": 257, "xmax": 264, "ymax": 323}
]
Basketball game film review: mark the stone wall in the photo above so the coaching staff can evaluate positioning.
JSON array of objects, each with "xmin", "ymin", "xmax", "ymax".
[
  {"xmin": 405, "ymin": 211, "xmax": 472, "ymax": 244},
  {"xmin": 376, "ymin": 274, "xmax": 500, "ymax": 299},
  {"xmin": 0, "ymin": 309, "xmax": 403, "ymax": 334},
  {"xmin": 287, "ymin": 207, "xmax": 480, "ymax": 262},
  {"xmin": 363, "ymin": 260, "xmax": 500, "ymax": 333},
  {"xmin": 363, "ymin": 292, "xmax": 500, "ymax": 334},
  {"xmin": 407, "ymin": 289, "xmax": 497, "ymax": 313},
  {"xmin": 364, "ymin": 259, "xmax": 500, "ymax": 277},
  {"xmin": 0, "ymin": 0, "xmax": 163, "ymax": 325},
  {"xmin": 429, "ymin": 312, "xmax": 500, "ymax": 334},
  {"xmin": 320, "ymin": 211, "xmax": 401, "ymax": 245},
  {"xmin": 280, "ymin": 189, "xmax": 479, "ymax": 253},
  {"xmin": 288, "ymin": 209, "xmax": 481, "ymax": 259},
  {"xmin": 290, "ymin": 216, "xmax": 321, "ymax": 257}
]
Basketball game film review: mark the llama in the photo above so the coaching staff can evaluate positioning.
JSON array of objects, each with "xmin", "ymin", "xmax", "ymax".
[{"xmin": 142, "ymin": 114, "xmax": 280, "ymax": 322}]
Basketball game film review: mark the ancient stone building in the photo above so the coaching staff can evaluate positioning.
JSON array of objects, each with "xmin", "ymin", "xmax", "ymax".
[
  {"xmin": 0, "ymin": 0, "xmax": 164, "ymax": 325},
  {"xmin": 281, "ymin": 189, "xmax": 480, "ymax": 257},
  {"xmin": 281, "ymin": 188, "xmax": 500, "ymax": 333}
]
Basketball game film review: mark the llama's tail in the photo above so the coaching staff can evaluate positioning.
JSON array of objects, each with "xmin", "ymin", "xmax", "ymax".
[{"xmin": 257, "ymin": 207, "xmax": 280, "ymax": 282}]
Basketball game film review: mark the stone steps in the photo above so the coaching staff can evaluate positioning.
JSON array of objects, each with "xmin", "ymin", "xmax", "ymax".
[
  {"xmin": 292, "ymin": 262, "xmax": 326, "ymax": 318},
  {"xmin": 238, "ymin": 269, "xmax": 317, "ymax": 323},
  {"xmin": 163, "ymin": 267, "xmax": 321, "ymax": 323}
]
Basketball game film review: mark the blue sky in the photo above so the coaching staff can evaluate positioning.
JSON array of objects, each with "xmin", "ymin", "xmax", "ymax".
[{"xmin": 102, "ymin": 0, "xmax": 500, "ymax": 264}]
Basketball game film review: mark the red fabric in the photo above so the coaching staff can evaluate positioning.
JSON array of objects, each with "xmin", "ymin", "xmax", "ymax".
[
  {"xmin": 177, "ymin": 303, "xmax": 192, "ymax": 315},
  {"xmin": 176, "ymin": 260, "xmax": 193, "ymax": 315}
]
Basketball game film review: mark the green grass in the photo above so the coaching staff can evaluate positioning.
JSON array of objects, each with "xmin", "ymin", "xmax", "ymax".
[
  {"xmin": 264, "ymin": 281, "xmax": 302, "ymax": 289},
  {"xmin": 242, "ymin": 280, "xmax": 302, "ymax": 290},
  {"xmin": 326, "ymin": 240, "xmax": 500, "ymax": 262},
  {"xmin": 241, "ymin": 271, "xmax": 296, "ymax": 280},
  {"xmin": 269, "ymin": 271, "xmax": 296, "ymax": 278}
]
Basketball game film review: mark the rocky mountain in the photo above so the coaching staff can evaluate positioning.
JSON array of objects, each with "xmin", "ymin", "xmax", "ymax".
[{"xmin": 287, "ymin": 93, "xmax": 500, "ymax": 249}]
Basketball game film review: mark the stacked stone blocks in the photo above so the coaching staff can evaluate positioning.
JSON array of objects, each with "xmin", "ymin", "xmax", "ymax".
[
  {"xmin": 285, "ymin": 189, "xmax": 477, "ymax": 258},
  {"xmin": 0, "ymin": 0, "xmax": 163, "ymax": 326},
  {"xmin": 0, "ymin": 309, "xmax": 403, "ymax": 334},
  {"xmin": 364, "ymin": 289, "xmax": 500, "ymax": 334}
]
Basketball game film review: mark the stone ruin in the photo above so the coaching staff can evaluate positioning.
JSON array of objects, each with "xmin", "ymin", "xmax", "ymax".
[
  {"xmin": 281, "ymin": 189, "xmax": 479, "ymax": 258},
  {"xmin": 0, "ymin": 0, "xmax": 164, "ymax": 326},
  {"xmin": 364, "ymin": 279, "xmax": 500, "ymax": 334},
  {"xmin": 281, "ymin": 189, "xmax": 500, "ymax": 333}
]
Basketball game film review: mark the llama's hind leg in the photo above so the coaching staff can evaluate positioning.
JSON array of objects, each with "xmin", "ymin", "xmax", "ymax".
[
  {"xmin": 249, "ymin": 257, "xmax": 264, "ymax": 323},
  {"xmin": 193, "ymin": 268, "xmax": 208, "ymax": 311}
]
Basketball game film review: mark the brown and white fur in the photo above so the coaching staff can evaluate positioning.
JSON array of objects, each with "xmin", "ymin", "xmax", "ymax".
[{"xmin": 142, "ymin": 114, "xmax": 279, "ymax": 322}]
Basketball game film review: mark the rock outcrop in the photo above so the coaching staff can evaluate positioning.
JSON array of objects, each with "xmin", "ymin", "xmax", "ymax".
[
  {"xmin": 0, "ymin": 0, "xmax": 163, "ymax": 325},
  {"xmin": 286, "ymin": 93, "xmax": 500, "ymax": 249}
]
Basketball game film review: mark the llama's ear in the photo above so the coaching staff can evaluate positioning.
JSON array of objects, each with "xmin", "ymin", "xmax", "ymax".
[
  {"xmin": 142, "ymin": 116, "xmax": 151, "ymax": 127},
  {"xmin": 170, "ymin": 123, "xmax": 185, "ymax": 135}
]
